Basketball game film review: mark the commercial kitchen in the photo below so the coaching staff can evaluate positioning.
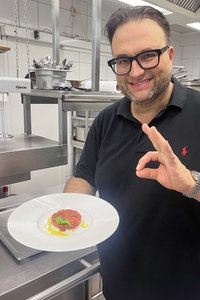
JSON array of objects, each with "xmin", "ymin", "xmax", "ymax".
[{"xmin": 0, "ymin": 0, "xmax": 200, "ymax": 299}]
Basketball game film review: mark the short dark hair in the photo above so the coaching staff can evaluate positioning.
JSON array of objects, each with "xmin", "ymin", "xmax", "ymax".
[{"xmin": 105, "ymin": 6, "xmax": 171, "ymax": 45}]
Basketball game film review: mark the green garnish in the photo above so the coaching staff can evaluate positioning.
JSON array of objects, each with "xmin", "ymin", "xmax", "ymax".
[{"xmin": 55, "ymin": 217, "xmax": 71, "ymax": 225}]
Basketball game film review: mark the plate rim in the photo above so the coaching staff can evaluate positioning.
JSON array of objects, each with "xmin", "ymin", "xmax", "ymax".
[{"xmin": 7, "ymin": 193, "xmax": 119, "ymax": 252}]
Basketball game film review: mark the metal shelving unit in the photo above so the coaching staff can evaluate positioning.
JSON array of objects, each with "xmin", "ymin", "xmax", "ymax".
[
  {"xmin": 71, "ymin": 111, "xmax": 96, "ymax": 149},
  {"xmin": 71, "ymin": 110, "xmax": 97, "ymax": 170},
  {"xmin": 21, "ymin": 89, "xmax": 121, "ymax": 176},
  {"xmin": 0, "ymin": 88, "xmax": 121, "ymax": 186}
]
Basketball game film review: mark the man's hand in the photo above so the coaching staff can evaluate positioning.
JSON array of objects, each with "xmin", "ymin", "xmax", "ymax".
[{"xmin": 136, "ymin": 124, "xmax": 195, "ymax": 196}]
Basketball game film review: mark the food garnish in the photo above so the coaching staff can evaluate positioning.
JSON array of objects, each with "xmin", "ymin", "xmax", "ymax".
[
  {"xmin": 46, "ymin": 209, "xmax": 88, "ymax": 236},
  {"xmin": 55, "ymin": 217, "xmax": 71, "ymax": 226}
]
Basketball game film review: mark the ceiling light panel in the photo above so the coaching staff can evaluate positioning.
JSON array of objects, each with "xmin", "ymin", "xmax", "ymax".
[
  {"xmin": 116, "ymin": 0, "xmax": 173, "ymax": 15},
  {"xmin": 187, "ymin": 22, "xmax": 200, "ymax": 31}
]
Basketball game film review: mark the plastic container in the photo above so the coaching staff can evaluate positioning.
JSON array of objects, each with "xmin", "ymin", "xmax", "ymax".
[{"xmin": 2, "ymin": 186, "xmax": 9, "ymax": 197}]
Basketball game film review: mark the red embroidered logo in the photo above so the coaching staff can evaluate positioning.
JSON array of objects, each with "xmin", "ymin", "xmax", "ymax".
[{"xmin": 181, "ymin": 146, "xmax": 188, "ymax": 156}]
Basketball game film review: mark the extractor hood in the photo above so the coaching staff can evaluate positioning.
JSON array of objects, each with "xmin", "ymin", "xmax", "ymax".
[
  {"xmin": 165, "ymin": 0, "xmax": 199, "ymax": 14},
  {"xmin": 136, "ymin": 0, "xmax": 200, "ymax": 32}
]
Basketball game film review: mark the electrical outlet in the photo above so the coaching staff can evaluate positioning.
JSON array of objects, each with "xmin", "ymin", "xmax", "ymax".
[{"xmin": 70, "ymin": 6, "xmax": 77, "ymax": 17}]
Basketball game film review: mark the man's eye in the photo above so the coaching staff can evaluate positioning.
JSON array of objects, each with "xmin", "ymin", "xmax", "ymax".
[
  {"xmin": 117, "ymin": 58, "xmax": 129, "ymax": 65},
  {"xmin": 140, "ymin": 52, "xmax": 157, "ymax": 60}
]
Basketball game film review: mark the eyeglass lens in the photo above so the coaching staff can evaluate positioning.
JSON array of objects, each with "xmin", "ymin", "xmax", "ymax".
[{"xmin": 112, "ymin": 50, "xmax": 160, "ymax": 75}]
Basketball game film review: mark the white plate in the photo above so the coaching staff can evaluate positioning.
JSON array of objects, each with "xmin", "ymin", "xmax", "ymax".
[{"xmin": 7, "ymin": 193, "xmax": 119, "ymax": 252}]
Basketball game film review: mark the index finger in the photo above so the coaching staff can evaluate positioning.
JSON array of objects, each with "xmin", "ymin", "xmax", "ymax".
[{"xmin": 142, "ymin": 123, "xmax": 173, "ymax": 155}]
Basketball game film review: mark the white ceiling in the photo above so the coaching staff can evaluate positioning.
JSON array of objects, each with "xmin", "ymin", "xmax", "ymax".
[{"xmin": 108, "ymin": 0, "xmax": 200, "ymax": 33}]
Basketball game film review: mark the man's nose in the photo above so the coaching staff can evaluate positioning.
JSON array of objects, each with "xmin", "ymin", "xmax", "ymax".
[{"xmin": 129, "ymin": 59, "xmax": 145, "ymax": 77}]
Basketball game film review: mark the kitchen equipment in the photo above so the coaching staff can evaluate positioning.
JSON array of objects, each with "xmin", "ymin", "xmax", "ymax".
[
  {"xmin": 172, "ymin": 65, "xmax": 187, "ymax": 80},
  {"xmin": 0, "ymin": 77, "xmax": 31, "ymax": 93},
  {"xmin": 75, "ymin": 126, "xmax": 90, "ymax": 141},
  {"xmin": 181, "ymin": 79, "xmax": 200, "ymax": 91},
  {"xmin": 35, "ymin": 68, "xmax": 68, "ymax": 89},
  {"xmin": 80, "ymin": 79, "xmax": 119, "ymax": 92}
]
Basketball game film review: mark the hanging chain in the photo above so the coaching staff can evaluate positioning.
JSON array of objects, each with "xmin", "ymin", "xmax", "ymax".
[
  {"xmin": 14, "ymin": 0, "xmax": 30, "ymax": 76},
  {"xmin": 24, "ymin": 0, "xmax": 30, "ymax": 71},
  {"xmin": 37, "ymin": 0, "xmax": 39, "ymax": 30},
  {"xmin": 14, "ymin": 0, "xmax": 19, "ymax": 77}
]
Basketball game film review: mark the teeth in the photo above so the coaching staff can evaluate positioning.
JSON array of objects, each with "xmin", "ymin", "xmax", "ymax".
[
  {"xmin": 128, "ymin": 78, "xmax": 151, "ymax": 87},
  {"xmin": 135, "ymin": 79, "xmax": 149, "ymax": 86}
]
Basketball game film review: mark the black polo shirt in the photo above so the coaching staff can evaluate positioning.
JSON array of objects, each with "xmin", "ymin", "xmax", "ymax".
[{"xmin": 75, "ymin": 78, "xmax": 200, "ymax": 300}]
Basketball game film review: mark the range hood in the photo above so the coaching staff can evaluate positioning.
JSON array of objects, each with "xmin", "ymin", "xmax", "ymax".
[{"xmin": 166, "ymin": 0, "xmax": 199, "ymax": 13}]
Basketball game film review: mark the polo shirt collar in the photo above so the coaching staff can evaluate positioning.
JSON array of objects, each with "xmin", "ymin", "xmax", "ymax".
[{"xmin": 117, "ymin": 76, "xmax": 187, "ymax": 119}]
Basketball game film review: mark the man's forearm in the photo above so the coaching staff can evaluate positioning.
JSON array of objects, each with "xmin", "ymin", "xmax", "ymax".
[{"xmin": 64, "ymin": 176, "xmax": 96, "ymax": 195}]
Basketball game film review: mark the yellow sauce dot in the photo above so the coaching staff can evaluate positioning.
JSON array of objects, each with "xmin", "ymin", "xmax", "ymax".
[
  {"xmin": 46, "ymin": 218, "xmax": 69, "ymax": 236},
  {"xmin": 81, "ymin": 222, "xmax": 89, "ymax": 228},
  {"xmin": 46, "ymin": 218, "xmax": 89, "ymax": 236}
]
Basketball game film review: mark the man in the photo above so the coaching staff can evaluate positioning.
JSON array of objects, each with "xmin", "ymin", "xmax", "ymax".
[{"xmin": 65, "ymin": 6, "xmax": 200, "ymax": 300}]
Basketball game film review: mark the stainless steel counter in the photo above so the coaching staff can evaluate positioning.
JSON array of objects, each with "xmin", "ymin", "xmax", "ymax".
[
  {"xmin": 0, "ymin": 90, "xmax": 121, "ymax": 186},
  {"xmin": 0, "ymin": 134, "xmax": 67, "ymax": 186},
  {"xmin": 0, "ymin": 238, "xmax": 99, "ymax": 300},
  {"xmin": 0, "ymin": 195, "xmax": 100, "ymax": 300},
  {"xmin": 22, "ymin": 89, "xmax": 122, "ymax": 145}
]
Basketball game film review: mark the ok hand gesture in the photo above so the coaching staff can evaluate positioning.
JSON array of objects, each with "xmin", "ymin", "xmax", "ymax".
[{"xmin": 136, "ymin": 124, "xmax": 196, "ymax": 197}]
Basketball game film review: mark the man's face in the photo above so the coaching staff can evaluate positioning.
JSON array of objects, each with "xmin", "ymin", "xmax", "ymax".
[{"xmin": 111, "ymin": 18, "xmax": 174, "ymax": 106}]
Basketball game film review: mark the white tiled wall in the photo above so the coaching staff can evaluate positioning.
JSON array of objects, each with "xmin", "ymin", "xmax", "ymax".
[
  {"xmin": 171, "ymin": 31, "xmax": 200, "ymax": 79},
  {"xmin": 181, "ymin": 43, "xmax": 200, "ymax": 80},
  {"xmin": 0, "ymin": 0, "xmax": 199, "ymax": 195}
]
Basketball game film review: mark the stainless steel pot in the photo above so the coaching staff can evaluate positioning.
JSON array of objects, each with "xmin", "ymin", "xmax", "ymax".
[{"xmin": 35, "ymin": 68, "xmax": 67, "ymax": 89}]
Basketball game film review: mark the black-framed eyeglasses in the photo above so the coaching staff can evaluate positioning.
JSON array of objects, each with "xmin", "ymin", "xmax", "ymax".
[{"xmin": 107, "ymin": 45, "xmax": 169, "ymax": 75}]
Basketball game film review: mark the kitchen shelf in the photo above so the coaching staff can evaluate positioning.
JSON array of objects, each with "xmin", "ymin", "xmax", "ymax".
[
  {"xmin": 0, "ymin": 134, "xmax": 67, "ymax": 186},
  {"xmin": 0, "ymin": 89, "xmax": 120, "ymax": 186},
  {"xmin": 0, "ymin": 46, "xmax": 11, "ymax": 53},
  {"xmin": 71, "ymin": 139, "xmax": 85, "ymax": 150},
  {"xmin": 21, "ymin": 90, "xmax": 121, "ymax": 175},
  {"xmin": 0, "ymin": 89, "xmax": 122, "ymax": 187},
  {"xmin": 72, "ymin": 115, "xmax": 95, "ymax": 123},
  {"xmin": 21, "ymin": 89, "xmax": 121, "ymax": 145}
]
